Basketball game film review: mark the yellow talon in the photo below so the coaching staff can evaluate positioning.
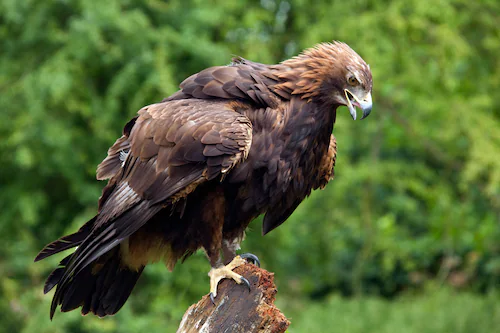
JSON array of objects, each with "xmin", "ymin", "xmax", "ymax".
[{"xmin": 208, "ymin": 255, "xmax": 250, "ymax": 302}]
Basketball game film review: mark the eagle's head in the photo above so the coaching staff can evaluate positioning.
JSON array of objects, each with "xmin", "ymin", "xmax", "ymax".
[{"xmin": 281, "ymin": 41, "xmax": 373, "ymax": 120}]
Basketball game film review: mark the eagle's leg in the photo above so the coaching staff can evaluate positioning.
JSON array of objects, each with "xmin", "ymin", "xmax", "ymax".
[
  {"xmin": 201, "ymin": 188, "xmax": 251, "ymax": 303},
  {"xmin": 207, "ymin": 239, "xmax": 260, "ymax": 304},
  {"xmin": 222, "ymin": 239, "xmax": 260, "ymax": 266},
  {"xmin": 208, "ymin": 255, "xmax": 251, "ymax": 304}
]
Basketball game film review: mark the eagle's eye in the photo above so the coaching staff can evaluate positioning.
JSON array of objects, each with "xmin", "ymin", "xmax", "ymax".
[{"xmin": 347, "ymin": 76, "xmax": 359, "ymax": 86}]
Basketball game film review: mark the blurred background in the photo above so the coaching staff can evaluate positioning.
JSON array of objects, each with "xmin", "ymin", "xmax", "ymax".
[{"xmin": 1, "ymin": 0, "xmax": 500, "ymax": 332}]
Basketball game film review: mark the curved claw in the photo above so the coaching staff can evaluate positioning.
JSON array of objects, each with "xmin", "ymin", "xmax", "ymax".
[
  {"xmin": 210, "ymin": 292, "xmax": 216, "ymax": 305},
  {"xmin": 209, "ymin": 276, "xmax": 250, "ymax": 306},
  {"xmin": 208, "ymin": 255, "xmax": 255, "ymax": 306},
  {"xmin": 239, "ymin": 253, "xmax": 261, "ymax": 267},
  {"xmin": 240, "ymin": 276, "xmax": 251, "ymax": 292}
]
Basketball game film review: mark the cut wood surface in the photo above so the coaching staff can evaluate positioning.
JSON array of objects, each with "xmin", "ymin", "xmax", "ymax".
[{"xmin": 177, "ymin": 264, "xmax": 290, "ymax": 333}]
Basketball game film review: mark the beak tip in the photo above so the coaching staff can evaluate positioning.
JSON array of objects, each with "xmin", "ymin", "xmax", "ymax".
[{"xmin": 361, "ymin": 107, "xmax": 372, "ymax": 120}]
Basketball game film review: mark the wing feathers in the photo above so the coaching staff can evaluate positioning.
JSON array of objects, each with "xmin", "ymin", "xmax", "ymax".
[
  {"xmin": 203, "ymin": 145, "xmax": 225, "ymax": 157},
  {"xmin": 34, "ymin": 216, "xmax": 96, "ymax": 262},
  {"xmin": 201, "ymin": 129, "xmax": 222, "ymax": 145},
  {"xmin": 96, "ymin": 136, "xmax": 130, "ymax": 180},
  {"xmin": 156, "ymin": 146, "xmax": 173, "ymax": 171},
  {"xmin": 44, "ymin": 98, "xmax": 253, "ymax": 317},
  {"xmin": 96, "ymin": 117, "xmax": 137, "ymax": 180},
  {"xmin": 170, "ymin": 62, "xmax": 281, "ymax": 108},
  {"xmin": 183, "ymin": 141, "xmax": 206, "ymax": 162}
]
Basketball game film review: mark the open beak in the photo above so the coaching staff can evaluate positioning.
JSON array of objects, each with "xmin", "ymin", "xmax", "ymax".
[{"xmin": 344, "ymin": 89, "xmax": 372, "ymax": 120}]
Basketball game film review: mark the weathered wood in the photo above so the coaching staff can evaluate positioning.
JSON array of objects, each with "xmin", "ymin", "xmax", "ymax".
[{"xmin": 177, "ymin": 264, "xmax": 290, "ymax": 333}]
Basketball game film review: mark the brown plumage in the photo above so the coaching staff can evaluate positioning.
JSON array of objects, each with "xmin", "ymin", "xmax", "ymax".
[{"xmin": 35, "ymin": 41, "xmax": 373, "ymax": 318}]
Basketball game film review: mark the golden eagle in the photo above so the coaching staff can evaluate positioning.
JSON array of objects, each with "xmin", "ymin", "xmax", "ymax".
[{"xmin": 35, "ymin": 41, "xmax": 373, "ymax": 318}]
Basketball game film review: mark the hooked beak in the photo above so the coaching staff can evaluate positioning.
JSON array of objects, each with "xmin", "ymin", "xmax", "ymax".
[{"xmin": 344, "ymin": 89, "xmax": 372, "ymax": 120}]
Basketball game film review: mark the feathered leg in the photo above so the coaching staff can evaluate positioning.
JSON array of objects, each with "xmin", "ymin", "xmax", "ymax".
[{"xmin": 202, "ymin": 189, "xmax": 260, "ymax": 303}]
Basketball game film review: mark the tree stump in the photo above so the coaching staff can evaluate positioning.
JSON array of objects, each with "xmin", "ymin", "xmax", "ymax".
[{"xmin": 176, "ymin": 264, "xmax": 290, "ymax": 333}]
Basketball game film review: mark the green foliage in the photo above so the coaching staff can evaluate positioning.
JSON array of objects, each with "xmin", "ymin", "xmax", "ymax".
[
  {"xmin": 1, "ymin": 0, "xmax": 499, "ymax": 331},
  {"xmin": 282, "ymin": 287, "xmax": 500, "ymax": 333}
]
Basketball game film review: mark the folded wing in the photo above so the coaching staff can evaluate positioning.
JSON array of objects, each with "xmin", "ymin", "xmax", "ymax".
[{"xmin": 48, "ymin": 98, "xmax": 252, "ymax": 317}]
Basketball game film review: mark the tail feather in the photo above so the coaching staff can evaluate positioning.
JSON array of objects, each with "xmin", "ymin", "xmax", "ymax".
[
  {"xmin": 47, "ymin": 247, "xmax": 144, "ymax": 319},
  {"xmin": 35, "ymin": 217, "xmax": 96, "ymax": 262},
  {"xmin": 88, "ymin": 256, "xmax": 143, "ymax": 317},
  {"xmin": 44, "ymin": 255, "xmax": 71, "ymax": 294},
  {"xmin": 56, "ymin": 262, "xmax": 95, "ymax": 315},
  {"xmin": 36, "ymin": 200, "xmax": 155, "ymax": 319}
]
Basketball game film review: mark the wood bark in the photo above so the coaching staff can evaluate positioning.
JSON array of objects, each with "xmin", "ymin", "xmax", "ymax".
[{"xmin": 176, "ymin": 264, "xmax": 290, "ymax": 333}]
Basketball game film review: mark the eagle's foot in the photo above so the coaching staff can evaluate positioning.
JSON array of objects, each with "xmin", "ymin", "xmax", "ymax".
[{"xmin": 208, "ymin": 255, "xmax": 252, "ymax": 304}]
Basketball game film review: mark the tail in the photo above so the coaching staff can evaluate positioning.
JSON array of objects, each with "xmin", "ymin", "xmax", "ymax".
[
  {"xmin": 42, "ymin": 247, "xmax": 144, "ymax": 319},
  {"xmin": 35, "ymin": 217, "xmax": 144, "ymax": 319}
]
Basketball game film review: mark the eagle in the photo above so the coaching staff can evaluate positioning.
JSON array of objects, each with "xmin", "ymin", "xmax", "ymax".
[{"xmin": 35, "ymin": 41, "xmax": 373, "ymax": 318}]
